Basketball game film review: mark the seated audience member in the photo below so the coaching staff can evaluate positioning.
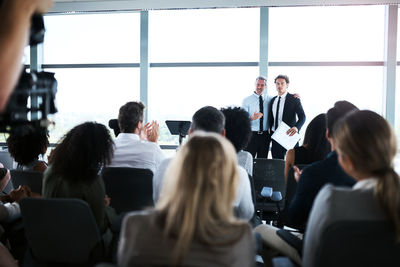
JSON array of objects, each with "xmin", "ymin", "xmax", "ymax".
[
  {"xmin": 254, "ymin": 101, "xmax": 358, "ymax": 265},
  {"xmin": 42, "ymin": 122, "xmax": 114, "ymax": 236},
  {"xmin": 7, "ymin": 125, "xmax": 49, "ymax": 172},
  {"xmin": 108, "ymin": 101, "xmax": 165, "ymax": 173},
  {"xmin": 0, "ymin": 166, "xmax": 29, "ymax": 223},
  {"xmin": 118, "ymin": 132, "xmax": 255, "ymax": 267},
  {"xmin": 288, "ymin": 101, "xmax": 357, "ymax": 229},
  {"xmin": 284, "ymin": 113, "xmax": 330, "ymax": 182},
  {"xmin": 221, "ymin": 106, "xmax": 253, "ymax": 176},
  {"xmin": 153, "ymin": 106, "xmax": 254, "ymax": 220},
  {"xmin": 303, "ymin": 110, "xmax": 400, "ymax": 267}
]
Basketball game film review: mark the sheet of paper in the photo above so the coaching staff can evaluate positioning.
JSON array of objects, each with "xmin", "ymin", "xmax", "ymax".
[{"xmin": 271, "ymin": 122, "xmax": 301, "ymax": 150}]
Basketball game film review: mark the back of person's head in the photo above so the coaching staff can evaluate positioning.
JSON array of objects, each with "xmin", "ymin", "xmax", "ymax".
[
  {"xmin": 191, "ymin": 106, "xmax": 225, "ymax": 134},
  {"xmin": 118, "ymin": 101, "xmax": 145, "ymax": 133},
  {"xmin": 157, "ymin": 132, "xmax": 245, "ymax": 264},
  {"xmin": 326, "ymin": 100, "xmax": 358, "ymax": 138},
  {"xmin": 303, "ymin": 113, "xmax": 330, "ymax": 161},
  {"xmin": 7, "ymin": 125, "xmax": 49, "ymax": 166},
  {"xmin": 50, "ymin": 122, "xmax": 114, "ymax": 183},
  {"xmin": 333, "ymin": 110, "xmax": 400, "ymax": 239},
  {"xmin": 220, "ymin": 106, "xmax": 251, "ymax": 152}
]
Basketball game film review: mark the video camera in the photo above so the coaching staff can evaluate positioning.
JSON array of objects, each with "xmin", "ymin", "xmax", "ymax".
[{"xmin": 0, "ymin": 14, "xmax": 58, "ymax": 133}]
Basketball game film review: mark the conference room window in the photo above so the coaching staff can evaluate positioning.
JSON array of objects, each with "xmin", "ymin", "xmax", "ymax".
[
  {"xmin": 268, "ymin": 5, "xmax": 385, "ymax": 138},
  {"xmin": 148, "ymin": 8, "xmax": 260, "ymax": 145},
  {"xmin": 43, "ymin": 13, "xmax": 140, "ymax": 142}
]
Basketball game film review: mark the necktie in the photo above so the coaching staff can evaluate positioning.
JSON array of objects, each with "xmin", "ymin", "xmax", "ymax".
[
  {"xmin": 274, "ymin": 96, "xmax": 281, "ymax": 130},
  {"xmin": 259, "ymin": 95, "xmax": 263, "ymax": 132}
]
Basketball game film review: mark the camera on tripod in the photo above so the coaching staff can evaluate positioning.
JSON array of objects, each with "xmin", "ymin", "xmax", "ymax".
[{"xmin": 0, "ymin": 14, "xmax": 58, "ymax": 133}]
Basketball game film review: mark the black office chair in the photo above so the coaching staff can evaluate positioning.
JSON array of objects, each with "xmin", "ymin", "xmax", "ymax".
[
  {"xmin": 101, "ymin": 167, "xmax": 154, "ymax": 214},
  {"xmin": 273, "ymin": 220, "xmax": 400, "ymax": 267},
  {"xmin": 20, "ymin": 198, "xmax": 105, "ymax": 266},
  {"xmin": 10, "ymin": 170, "xmax": 43, "ymax": 194},
  {"xmin": 253, "ymin": 159, "xmax": 286, "ymax": 222}
]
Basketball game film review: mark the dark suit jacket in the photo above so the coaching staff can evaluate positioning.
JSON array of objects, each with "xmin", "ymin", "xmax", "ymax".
[{"xmin": 268, "ymin": 93, "xmax": 306, "ymax": 132}]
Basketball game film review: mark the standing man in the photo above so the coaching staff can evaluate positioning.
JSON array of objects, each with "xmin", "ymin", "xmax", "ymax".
[
  {"xmin": 269, "ymin": 75, "xmax": 305, "ymax": 159},
  {"xmin": 242, "ymin": 76, "xmax": 271, "ymax": 158}
]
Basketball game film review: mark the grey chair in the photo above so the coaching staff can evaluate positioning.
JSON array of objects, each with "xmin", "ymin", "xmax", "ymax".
[
  {"xmin": 20, "ymin": 198, "xmax": 105, "ymax": 266},
  {"xmin": 10, "ymin": 170, "xmax": 43, "ymax": 194},
  {"xmin": 101, "ymin": 167, "xmax": 154, "ymax": 214}
]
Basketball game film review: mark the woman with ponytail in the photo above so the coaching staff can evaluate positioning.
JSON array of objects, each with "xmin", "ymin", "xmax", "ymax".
[
  {"xmin": 117, "ymin": 132, "xmax": 255, "ymax": 267},
  {"xmin": 303, "ymin": 110, "xmax": 400, "ymax": 266}
]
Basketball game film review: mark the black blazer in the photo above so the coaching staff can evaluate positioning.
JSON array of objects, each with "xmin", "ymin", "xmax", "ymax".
[{"xmin": 268, "ymin": 93, "xmax": 306, "ymax": 132}]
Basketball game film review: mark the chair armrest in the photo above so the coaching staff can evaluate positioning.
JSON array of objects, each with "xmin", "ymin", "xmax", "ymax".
[{"xmin": 276, "ymin": 229, "xmax": 303, "ymax": 256}]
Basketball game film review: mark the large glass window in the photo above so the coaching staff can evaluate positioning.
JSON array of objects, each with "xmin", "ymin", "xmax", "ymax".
[
  {"xmin": 267, "ymin": 67, "xmax": 384, "ymax": 141},
  {"xmin": 45, "ymin": 68, "xmax": 140, "ymax": 142},
  {"xmin": 269, "ymin": 6, "xmax": 385, "ymax": 62},
  {"xmin": 44, "ymin": 13, "xmax": 140, "ymax": 64},
  {"xmin": 148, "ymin": 67, "xmax": 258, "ymax": 145},
  {"xmin": 149, "ymin": 8, "xmax": 260, "ymax": 62}
]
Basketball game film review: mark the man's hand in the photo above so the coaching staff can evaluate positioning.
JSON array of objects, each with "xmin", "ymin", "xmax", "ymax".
[
  {"xmin": 293, "ymin": 93, "xmax": 300, "ymax": 99},
  {"xmin": 293, "ymin": 166, "xmax": 302, "ymax": 182},
  {"xmin": 286, "ymin": 126, "xmax": 298, "ymax": 136},
  {"xmin": 250, "ymin": 111, "xmax": 263, "ymax": 121},
  {"xmin": 146, "ymin": 121, "xmax": 159, "ymax": 143}
]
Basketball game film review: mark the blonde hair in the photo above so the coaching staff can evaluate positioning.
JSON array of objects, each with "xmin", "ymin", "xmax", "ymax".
[
  {"xmin": 333, "ymin": 110, "xmax": 400, "ymax": 240},
  {"xmin": 157, "ymin": 132, "xmax": 246, "ymax": 264}
]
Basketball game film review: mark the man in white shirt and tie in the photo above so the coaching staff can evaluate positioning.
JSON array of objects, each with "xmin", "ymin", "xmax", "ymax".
[{"xmin": 242, "ymin": 76, "xmax": 271, "ymax": 158}]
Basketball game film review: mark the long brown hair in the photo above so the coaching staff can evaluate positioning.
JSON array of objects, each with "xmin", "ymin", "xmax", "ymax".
[
  {"xmin": 333, "ymin": 110, "xmax": 400, "ymax": 239},
  {"xmin": 157, "ymin": 132, "xmax": 246, "ymax": 264}
]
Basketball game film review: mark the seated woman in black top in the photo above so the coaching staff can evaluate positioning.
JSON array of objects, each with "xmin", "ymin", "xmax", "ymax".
[{"xmin": 284, "ymin": 113, "xmax": 330, "ymax": 182}]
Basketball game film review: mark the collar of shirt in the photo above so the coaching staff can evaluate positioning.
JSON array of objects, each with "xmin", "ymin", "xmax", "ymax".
[
  {"xmin": 116, "ymin": 133, "xmax": 141, "ymax": 141},
  {"xmin": 253, "ymin": 92, "xmax": 266, "ymax": 99},
  {"xmin": 277, "ymin": 91, "xmax": 288, "ymax": 100},
  {"xmin": 353, "ymin": 178, "xmax": 377, "ymax": 190}
]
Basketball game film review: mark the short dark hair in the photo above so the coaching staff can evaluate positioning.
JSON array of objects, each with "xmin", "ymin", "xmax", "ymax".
[
  {"xmin": 7, "ymin": 125, "xmax": 49, "ymax": 166},
  {"xmin": 118, "ymin": 101, "xmax": 145, "ymax": 133},
  {"xmin": 220, "ymin": 107, "xmax": 251, "ymax": 152},
  {"xmin": 303, "ymin": 113, "xmax": 330, "ymax": 162},
  {"xmin": 274, "ymin": 74, "xmax": 290, "ymax": 84},
  {"xmin": 50, "ymin": 122, "xmax": 114, "ymax": 183},
  {"xmin": 191, "ymin": 106, "xmax": 225, "ymax": 134},
  {"xmin": 326, "ymin": 101, "xmax": 358, "ymax": 137}
]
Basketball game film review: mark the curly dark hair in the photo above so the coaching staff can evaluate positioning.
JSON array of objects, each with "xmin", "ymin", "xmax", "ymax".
[
  {"xmin": 50, "ymin": 122, "xmax": 114, "ymax": 183},
  {"xmin": 220, "ymin": 107, "xmax": 251, "ymax": 152},
  {"xmin": 7, "ymin": 125, "xmax": 49, "ymax": 166},
  {"xmin": 302, "ymin": 113, "xmax": 330, "ymax": 162},
  {"xmin": 118, "ymin": 101, "xmax": 145, "ymax": 133}
]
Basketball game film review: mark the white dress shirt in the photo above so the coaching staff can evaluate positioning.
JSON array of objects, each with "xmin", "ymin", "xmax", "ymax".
[
  {"xmin": 272, "ymin": 91, "xmax": 288, "ymax": 132},
  {"xmin": 109, "ymin": 133, "xmax": 165, "ymax": 174}
]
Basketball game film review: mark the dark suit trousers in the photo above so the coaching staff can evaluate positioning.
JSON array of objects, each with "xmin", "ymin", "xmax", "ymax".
[{"xmin": 245, "ymin": 131, "xmax": 271, "ymax": 158}]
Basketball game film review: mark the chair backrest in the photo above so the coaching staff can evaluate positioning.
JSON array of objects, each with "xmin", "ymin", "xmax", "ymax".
[
  {"xmin": 101, "ymin": 167, "xmax": 154, "ymax": 214},
  {"xmin": 253, "ymin": 159, "xmax": 286, "ymax": 197},
  {"xmin": 10, "ymin": 170, "xmax": 43, "ymax": 193},
  {"xmin": 314, "ymin": 220, "xmax": 400, "ymax": 267},
  {"xmin": 20, "ymin": 198, "xmax": 103, "ymax": 264}
]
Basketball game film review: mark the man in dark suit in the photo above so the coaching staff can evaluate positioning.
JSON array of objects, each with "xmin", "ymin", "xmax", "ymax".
[{"xmin": 268, "ymin": 75, "xmax": 306, "ymax": 159}]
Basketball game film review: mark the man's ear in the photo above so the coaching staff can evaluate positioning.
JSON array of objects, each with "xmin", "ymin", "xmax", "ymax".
[{"xmin": 189, "ymin": 128, "xmax": 193, "ymax": 135}]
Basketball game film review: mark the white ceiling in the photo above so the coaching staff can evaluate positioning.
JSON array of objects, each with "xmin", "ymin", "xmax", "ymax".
[{"xmin": 50, "ymin": 0, "xmax": 400, "ymax": 13}]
